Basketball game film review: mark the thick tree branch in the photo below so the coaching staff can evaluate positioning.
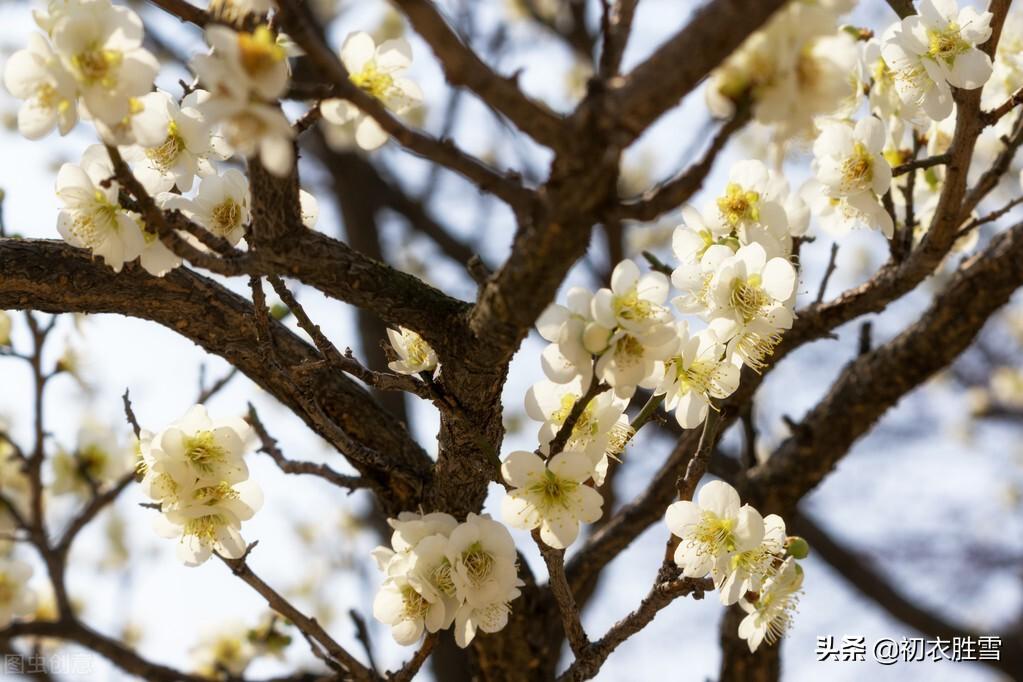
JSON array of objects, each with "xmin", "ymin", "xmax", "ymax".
[
  {"xmin": 607, "ymin": 0, "xmax": 787, "ymax": 142},
  {"xmin": 750, "ymin": 217, "xmax": 1023, "ymax": 515},
  {"xmin": 0, "ymin": 239, "xmax": 431, "ymax": 511},
  {"xmin": 392, "ymin": 0, "xmax": 566, "ymax": 149}
]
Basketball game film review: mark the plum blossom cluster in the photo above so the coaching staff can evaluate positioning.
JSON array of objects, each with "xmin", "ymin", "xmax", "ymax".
[
  {"xmin": 706, "ymin": 0, "xmax": 859, "ymax": 138},
  {"xmin": 665, "ymin": 481, "xmax": 808, "ymax": 653},
  {"xmin": 321, "ymin": 32, "xmax": 425, "ymax": 151},
  {"xmin": 500, "ymin": 156, "xmax": 803, "ymax": 554},
  {"xmin": 3, "ymin": 0, "xmax": 159, "ymax": 140},
  {"xmin": 707, "ymin": 0, "xmax": 999, "ymax": 248},
  {"xmin": 4, "ymin": 1, "xmax": 422, "ymax": 278},
  {"xmin": 371, "ymin": 512, "xmax": 523, "ymax": 648},
  {"xmin": 138, "ymin": 404, "xmax": 263, "ymax": 567}
]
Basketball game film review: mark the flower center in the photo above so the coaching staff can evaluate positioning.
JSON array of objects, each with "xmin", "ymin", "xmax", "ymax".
[
  {"xmin": 841, "ymin": 142, "xmax": 874, "ymax": 192},
  {"xmin": 528, "ymin": 469, "xmax": 578, "ymax": 512},
  {"xmin": 400, "ymin": 584, "xmax": 431, "ymax": 620},
  {"xmin": 756, "ymin": 589, "xmax": 800, "ymax": 645},
  {"xmin": 77, "ymin": 444, "xmax": 108, "ymax": 479},
  {"xmin": 734, "ymin": 327, "xmax": 783, "ymax": 373},
  {"xmin": 193, "ymin": 481, "xmax": 240, "ymax": 504},
  {"xmin": 928, "ymin": 24, "xmax": 970, "ymax": 65},
  {"xmin": 183, "ymin": 514, "xmax": 226, "ymax": 543},
  {"xmin": 211, "ymin": 198, "xmax": 242, "ymax": 236},
  {"xmin": 613, "ymin": 289, "xmax": 658, "ymax": 324},
  {"xmin": 673, "ymin": 358, "xmax": 722, "ymax": 398},
  {"xmin": 404, "ymin": 332, "xmax": 431, "ymax": 367},
  {"xmin": 729, "ymin": 276, "xmax": 771, "ymax": 324},
  {"xmin": 146, "ymin": 120, "xmax": 186, "ymax": 172},
  {"xmin": 237, "ymin": 26, "xmax": 286, "ymax": 77},
  {"xmin": 183, "ymin": 431, "xmax": 228, "ymax": 473},
  {"xmin": 613, "ymin": 334, "xmax": 645, "ymax": 366},
  {"xmin": 717, "ymin": 183, "xmax": 760, "ymax": 227},
  {"xmin": 71, "ymin": 198, "xmax": 120, "ymax": 248},
  {"xmin": 351, "ymin": 62, "xmax": 395, "ymax": 100},
  {"xmin": 433, "ymin": 560, "xmax": 457, "ymax": 598},
  {"xmin": 72, "ymin": 46, "xmax": 122, "ymax": 86},
  {"xmin": 461, "ymin": 542, "xmax": 495, "ymax": 587},
  {"xmin": 606, "ymin": 421, "xmax": 635, "ymax": 456},
  {"xmin": 691, "ymin": 511, "xmax": 737, "ymax": 554},
  {"xmin": 550, "ymin": 394, "xmax": 598, "ymax": 439}
]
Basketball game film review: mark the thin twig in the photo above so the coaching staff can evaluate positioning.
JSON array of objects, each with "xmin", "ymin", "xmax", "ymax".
[
  {"xmin": 121, "ymin": 389, "xmax": 141, "ymax": 439},
  {"xmin": 219, "ymin": 546, "xmax": 376, "ymax": 681},
  {"xmin": 388, "ymin": 633, "xmax": 437, "ymax": 682},
  {"xmin": 815, "ymin": 242, "xmax": 839, "ymax": 303},
  {"xmin": 247, "ymin": 404, "xmax": 368, "ymax": 491},
  {"xmin": 536, "ymin": 532, "xmax": 589, "ymax": 656},
  {"xmin": 891, "ymin": 152, "xmax": 951, "ymax": 177}
]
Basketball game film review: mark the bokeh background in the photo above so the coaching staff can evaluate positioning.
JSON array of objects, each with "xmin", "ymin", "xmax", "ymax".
[{"xmin": 0, "ymin": 0, "xmax": 1021, "ymax": 680}]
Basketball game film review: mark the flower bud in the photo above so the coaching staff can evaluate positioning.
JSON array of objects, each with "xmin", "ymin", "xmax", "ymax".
[{"xmin": 785, "ymin": 536, "xmax": 809, "ymax": 559}]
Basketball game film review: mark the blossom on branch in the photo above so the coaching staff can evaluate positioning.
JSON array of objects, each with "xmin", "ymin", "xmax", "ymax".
[
  {"xmin": 371, "ymin": 512, "xmax": 522, "ymax": 648},
  {"xmin": 881, "ymin": 0, "xmax": 993, "ymax": 121},
  {"xmin": 321, "ymin": 32, "xmax": 424, "ymax": 151},
  {"xmin": 140, "ymin": 405, "xmax": 262, "ymax": 566},
  {"xmin": 501, "ymin": 450, "xmax": 603, "ymax": 549}
]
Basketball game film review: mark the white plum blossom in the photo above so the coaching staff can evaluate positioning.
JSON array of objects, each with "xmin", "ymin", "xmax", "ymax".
[
  {"xmin": 655, "ymin": 325, "xmax": 740, "ymax": 429},
  {"xmin": 813, "ymin": 117, "xmax": 892, "ymax": 200},
  {"xmin": 50, "ymin": 0, "xmax": 158, "ymax": 126},
  {"xmin": 501, "ymin": 450, "xmax": 603, "ymax": 549},
  {"xmin": 163, "ymin": 169, "xmax": 251, "ymax": 246},
  {"xmin": 371, "ymin": 512, "xmax": 521, "ymax": 648},
  {"xmin": 55, "ymin": 154, "xmax": 144, "ymax": 273},
  {"xmin": 707, "ymin": 242, "xmax": 797, "ymax": 330},
  {"xmin": 801, "ymin": 180, "xmax": 897, "ymax": 240},
  {"xmin": 710, "ymin": 160, "xmax": 801, "ymax": 260},
  {"xmin": 524, "ymin": 378, "xmax": 632, "ymax": 484},
  {"xmin": 737, "ymin": 557, "xmax": 804, "ymax": 652},
  {"xmin": 671, "ymin": 243, "xmax": 735, "ymax": 315},
  {"xmin": 374, "ymin": 569, "xmax": 449, "ymax": 646},
  {"xmin": 386, "ymin": 511, "xmax": 458, "ymax": 554},
  {"xmin": 881, "ymin": 0, "xmax": 993, "ymax": 121},
  {"xmin": 3, "ymin": 33, "xmax": 78, "ymax": 139},
  {"xmin": 191, "ymin": 621, "xmax": 258, "ymax": 678},
  {"xmin": 140, "ymin": 404, "xmax": 262, "ymax": 566},
  {"xmin": 321, "ymin": 32, "xmax": 424, "ymax": 151},
  {"xmin": 453, "ymin": 596, "xmax": 518, "ymax": 649},
  {"xmin": 386, "ymin": 327, "xmax": 438, "ymax": 375},
  {"xmin": 591, "ymin": 259, "xmax": 672, "ymax": 334},
  {"xmin": 593, "ymin": 323, "xmax": 677, "ymax": 398},
  {"xmin": 664, "ymin": 480, "xmax": 765, "ymax": 579},
  {"xmin": 715, "ymin": 513, "xmax": 787, "ymax": 605},
  {"xmin": 199, "ymin": 97, "xmax": 294, "ymax": 177},
  {"xmin": 446, "ymin": 513, "xmax": 520, "ymax": 609},
  {"xmin": 192, "ymin": 25, "xmax": 291, "ymax": 102},
  {"xmin": 122, "ymin": 90, "xmax": 226, "ymax": 193},
  {"xmin": 0, "ymin": 559, "xmax": 36, "ymax": 627},
  {"xmin": 672, "ymin": 204, "xmax": 735, "ymax": 269},
  {"xmin": 809, "ymin": 116, "xmax": 895, "ymax": 238},
  {"xmin": 51, "ymin": 419, "xmax": 133, "ymax": 497},
  {"xmin": 705, "ymin": 0, "xmax": 858, "ymax": 138},
  {"xmin": 536, "ymin": 286, "xmax": 602, "ymax": 386}
]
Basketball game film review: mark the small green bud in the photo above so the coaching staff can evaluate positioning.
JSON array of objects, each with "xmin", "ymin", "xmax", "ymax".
[
  {"xmin": 269, "ymin": 304, "xmax": 290, "ymax": 321},
  {"xmin": 785, "ymin": 536, "xmax": 809, "ymax": 559}
]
